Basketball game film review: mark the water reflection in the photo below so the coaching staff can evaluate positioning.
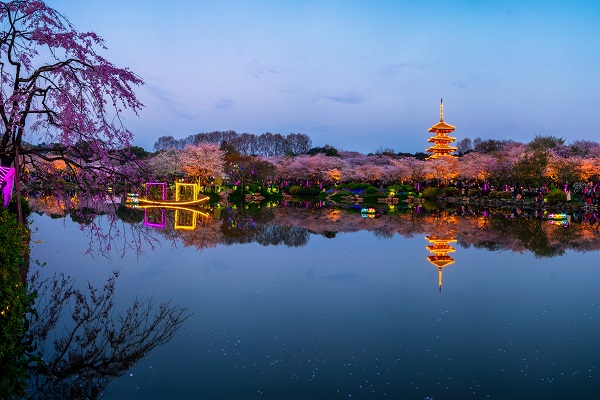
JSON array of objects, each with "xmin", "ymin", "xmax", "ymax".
[
  {"xmin": 144, "ymin": 207, "xmax": 166, "ymax": 228},
  {"xmin": 23, "ymin": 270, "xmax": 189, "ymax": 399},
  {"xmin": 27, "ymin": 195, "xmax": 600, "ymax": 258},
  {"xmin": 25, "ymin": 196, "xmax": 600, "ymax": 399},
  {"xmin": 139, "ymin": 205, "xmax": 210, "ymax": 230},
  {"xmin": 425, "ymin": 235, "xmax": 457, "ymax": 291}
]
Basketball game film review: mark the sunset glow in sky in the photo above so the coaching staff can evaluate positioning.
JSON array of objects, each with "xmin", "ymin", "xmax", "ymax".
[{"xmin": 49, "ymin": 0, "xmax": 600, "ymax": 153}]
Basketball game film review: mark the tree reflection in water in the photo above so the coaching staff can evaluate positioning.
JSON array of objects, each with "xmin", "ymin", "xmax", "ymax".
[
  {"xmin": 27, "ymin": 194, "xmax": 600, "ymax": 258},
  {"xmin": 24, "ymin": 269, "xmax": 190, "ymax": 399}
]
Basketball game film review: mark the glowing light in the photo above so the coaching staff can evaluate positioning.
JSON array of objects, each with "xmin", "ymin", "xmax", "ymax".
[
  {"xmin": 175, "ymin": 182, "xmax": 199, "ymax": 201},
  {"xmin": 126, "ymin": 193, "xmax": 139, "ymax": 203},
  {"xmin": 0, "ymin": 166, "xmax": 15, "ymax": 207},
  {"xmin": 138, "ymin": 182, "xmax": 209, "ymax": 207},
  {"xmin": 144, "ymin": 208, "xmax": 166, "ymax": 228},
  {"xmin": 145, "ymin": 182, "xmax": 167, "ymax": 201},
  {"xmin": 174, "ymin": 209, "xmax": 197, "ymax": 230},
  {"xmin": 548, "ymin": 213, "xmax": 567, "ymax": 220},
  {"xmin": 425, "ymin": 235, "xmax": 457, "ymax": 291},
  {"xmin": 549, "ymin": 219, "xmax": 569, "ymax": 228}
]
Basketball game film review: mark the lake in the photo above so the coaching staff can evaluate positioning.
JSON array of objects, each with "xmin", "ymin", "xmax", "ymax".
[{"xmin": 26, "ymin": 200, "xmax": 600, "ymax": 399}]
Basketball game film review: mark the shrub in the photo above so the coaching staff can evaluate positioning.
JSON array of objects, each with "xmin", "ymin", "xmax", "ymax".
[
  {"xmin": 387, "ymin": 184, "xmax": 412, "ymax": 194},
  {"xmin": 365, "ymin": 186, "xmax": 378, "ymax": 194},
  {"xmin": 8, "ymin": 196, "xmax": 31, "ymax": 218},
  {"xmin": 336, "ymin": 190, "xmax": 352, "ymax": 197},
  {"xmin": 348, "ymin": 183, "xmax": 370, "ymax": 191},
  {"xmin": 468, "ymin": 188, "xmax": 479, "ymax": 197},
  {"xmin": 421, "ymin": 187, "xmax": 439, "ymax": 199},
  {"xmin": 488, "ymin": 190, "xmax": 512, "ymax": 199},
  {"xmin": 445, "ymin": 187, "xmax": 457, "ymax": 196},
  {"xmin": 288, "ymin": 186, "xmax": 321, "ymax": 196},
  {"xmin": 545, "ymin": 188, "xmax": 567, "ymax": 204}
]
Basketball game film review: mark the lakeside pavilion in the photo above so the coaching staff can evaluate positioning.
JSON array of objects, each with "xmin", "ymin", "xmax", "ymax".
[{"xmin": 426, "ymin": 99, "xmax": 458, "ymax": 160}]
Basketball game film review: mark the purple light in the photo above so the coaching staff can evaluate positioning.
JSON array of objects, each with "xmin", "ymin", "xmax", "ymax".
[
  {"xmin": 144, "ymin": 208, "xmax": 166, "ymax": 228},
  {"xmin": 145, "ymin": 182, "xmax": 168, "ymax": 200},
  {"xmin": 0, "ymin": 166, "xmax": 15, "ymax": 208}
]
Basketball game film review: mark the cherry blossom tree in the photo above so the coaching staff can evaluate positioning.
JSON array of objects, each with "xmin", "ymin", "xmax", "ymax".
[
  {"xmin": 282, "ymin": 153, "xmax": 346, "ymax": 186},
  {"xmin": 146, "ymin": 149, "xmax": 182, "ymax": 182},
  {"xmin": 545, "ymin": 151, "xmax": 584, "ymax": 184},
  {"xmin": 579, "ymin": 156, "xmax": 600, "ymax": 181},
  {"xmin": 178, "ymin": 143, "xmax": 225, "ymax": 185},
  {"xmin": 302, "ymin": 153, "xmax": 345, "ymax": 184},
  {"xmin": 386, "ymin": 157, "xmax": 413, "ymax": 183},
  {"xmin": 351, "ymin": 163, "xmax": 386, "ymax": 183},
  {"xmin": 425, "ymin": 158, "xmax": 459, "ymax": 184},
  {"xmin": 262, "ymin": 155, "xmax": 295, "ymax": 184},
  {"xmin": 0, "ymin": 1, "xmax": 144, "ymax": 217},
  {"xmin": 405, "ymin": 157, "xmax": 428, "ymax": 184},
  {"xmin": 458, "ymin": 151, "xmax": 497, "ymax": 182},
  {"xmin": 569, "ymin": 140, "xmax": 600, "ymax": 158},
  {"xmin": 487, "ymin": 142, "xmax": 525, "ymax": 185},
  {"xmin": 282, "ymin": 155, "xmax": 315, "ymax": 183}
]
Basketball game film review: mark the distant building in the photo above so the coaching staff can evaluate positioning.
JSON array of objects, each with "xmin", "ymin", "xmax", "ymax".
[{"xmin": 426, "ymin": 99, "xmax": 458, "ymax": 160}]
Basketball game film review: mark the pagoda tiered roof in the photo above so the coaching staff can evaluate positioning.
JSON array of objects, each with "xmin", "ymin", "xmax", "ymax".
[
  {"xmin": 426, "ymin": 255, "xmax": 455, "ymax": 268},
  {"xmin": 428, "ymin": 120, "xmax": 456, "ymax": 133},
  {"xmin": 426, "ymin": 144, "xmax": 458, "ymax": 152},
  {"xmin": 427, "ymin": 136, "xmax": 457, "ymax": 143}
]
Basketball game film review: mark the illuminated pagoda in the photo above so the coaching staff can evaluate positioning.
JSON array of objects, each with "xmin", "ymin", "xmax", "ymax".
[
  {"xmin": 426, "ymin": 99, "xmax": 458, "ymax": 160},
  {"xmin": 425, "ymin": 235, "xmax": 457, "ymax": 291}
]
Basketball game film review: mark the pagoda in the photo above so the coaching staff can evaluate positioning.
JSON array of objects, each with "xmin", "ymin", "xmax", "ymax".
[
  {"xmin": 426, "ymin": 99, "xmax": 458, "ymax": 160},
  {"xmin": 425, "ymin": 235, "xmax": 457, "ymax": 291}
]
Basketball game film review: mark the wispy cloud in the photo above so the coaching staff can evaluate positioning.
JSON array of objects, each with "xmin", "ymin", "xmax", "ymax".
[
  {"xmin": 451, "ymin": 72, "xmax": 492, "ymax": 89},
  {"xmin": 145, "ymin": 82, "xmax": 203, "ymax": 120},
  {"xmin": 380, "ymin": 62, "xmax": 425, "ymax": 76},
  {"xmin": 214, "ymin": 98, "xmax": 235, "ymax": 109},
  {"xmin": 247, "ymin": 59, "xmax": 280, "ymax": 78},
  {"xmin": 324, "ymin": 93, "xmax": 364, "ymax": 105}
]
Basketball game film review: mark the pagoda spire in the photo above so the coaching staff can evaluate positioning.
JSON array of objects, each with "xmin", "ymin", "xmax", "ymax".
[{"xmin": 440, "ymin": 98, "xmax": 444, "ymax": 122}]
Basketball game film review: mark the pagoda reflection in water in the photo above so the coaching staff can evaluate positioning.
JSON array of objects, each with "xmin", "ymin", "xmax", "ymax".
[{"xmin": 425, "ymin": 235, "xmax": 457, "ymax": 291}]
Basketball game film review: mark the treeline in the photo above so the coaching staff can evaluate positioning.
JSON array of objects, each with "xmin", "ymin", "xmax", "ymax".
[
  {"xmin": 142, "ymin": 133, "xmax": 600, "ymax": 189},
  {"xmin": 455, "ymin": 136, "xmax": 598, "ymax": 157},
  {"xmin": 153, "ymin": 130, "xmax": 312, "ymax": 157}
]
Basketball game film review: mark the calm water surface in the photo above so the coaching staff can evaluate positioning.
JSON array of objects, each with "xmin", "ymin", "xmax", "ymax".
[{"xmin": 28, "ymin": 208, "xmax": 600, "ymax": 399}]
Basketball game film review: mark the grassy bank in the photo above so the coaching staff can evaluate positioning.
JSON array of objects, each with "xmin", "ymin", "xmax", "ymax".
[{"xmin": 0, "ymin": 209, "xmax": 32, "ymax": 398}]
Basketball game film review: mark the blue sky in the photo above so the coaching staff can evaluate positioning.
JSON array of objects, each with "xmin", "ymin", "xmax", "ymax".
[{"xmin": 49, "ymin": 0, "xmax": 600, "ymax": 153}]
